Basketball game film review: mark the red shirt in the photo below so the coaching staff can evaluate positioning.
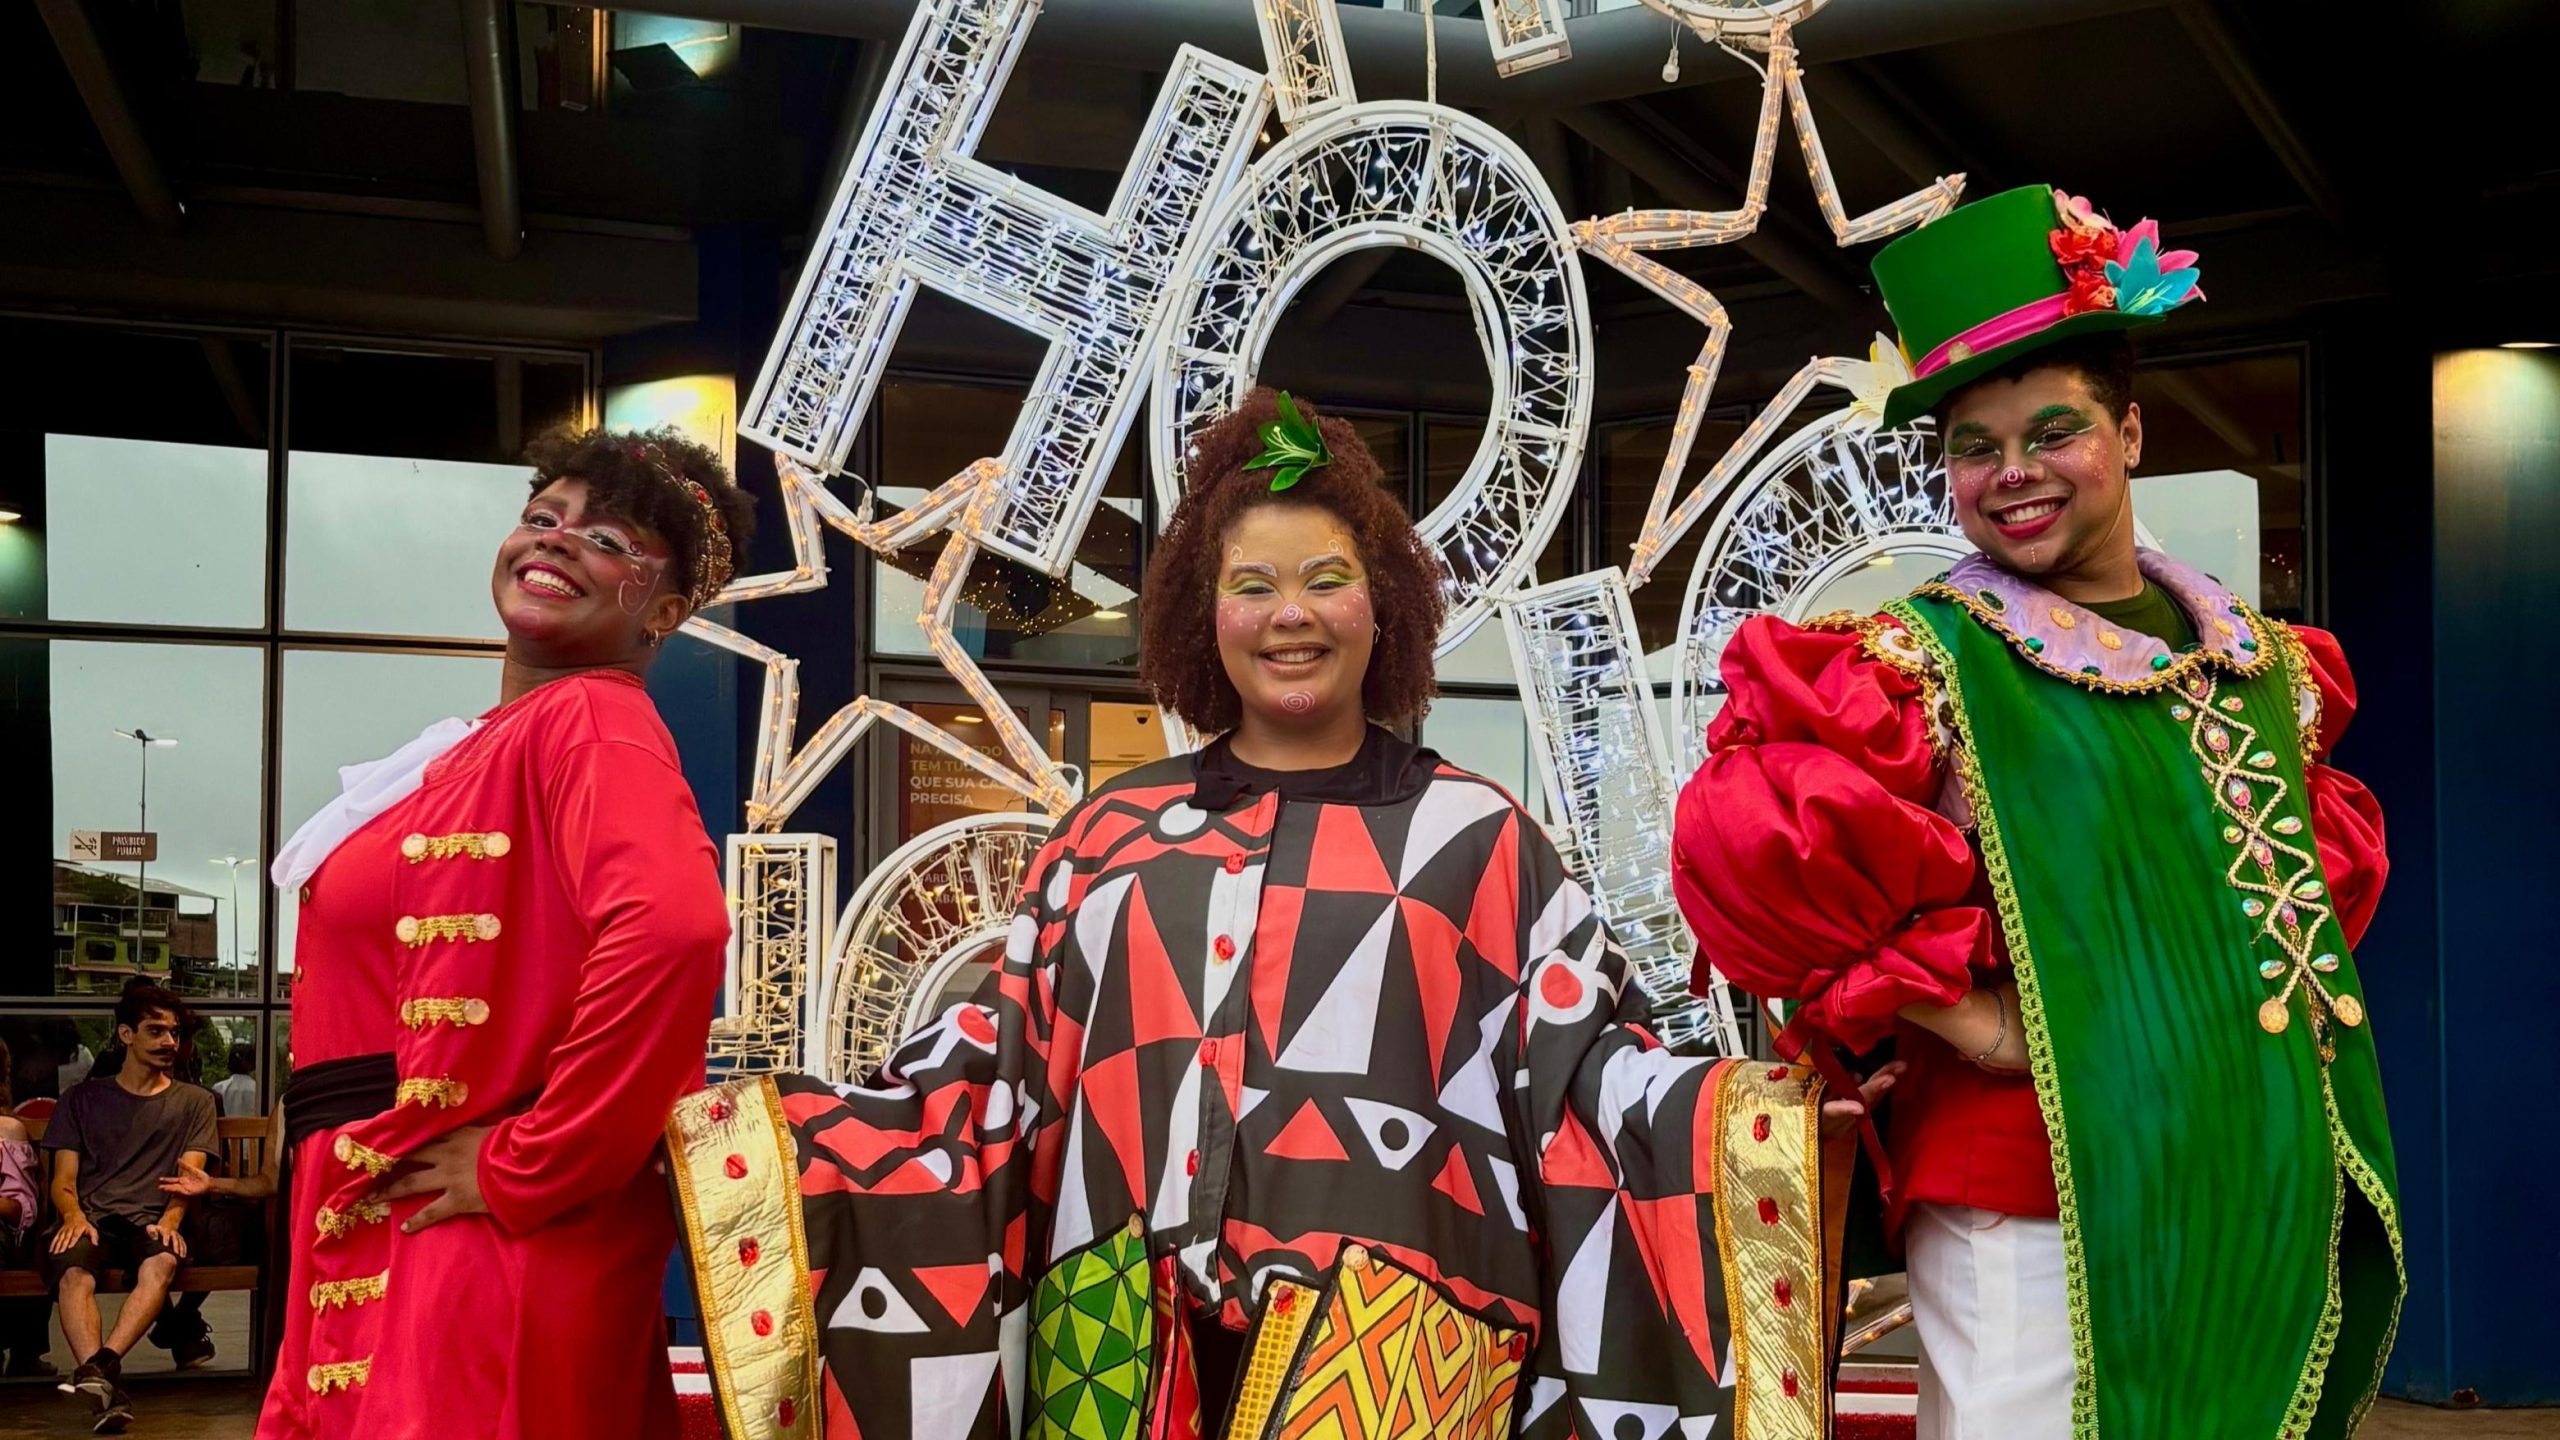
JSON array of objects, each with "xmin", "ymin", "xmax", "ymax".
[
  {"xmin": 1671, "ymin": 614, "xmax": 2388, "ymax": 1234},
  {"xmin": 258, "ymin": 672, "xmax": 731, "ymax": 1440}
]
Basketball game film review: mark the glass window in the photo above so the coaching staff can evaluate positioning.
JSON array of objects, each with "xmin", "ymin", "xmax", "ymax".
[
  {"xmin": 1422, "ymin": 696, "xmax": 1548, "ymax": 825},
  {"xmin": 0, "ymin": 639, "xmax": 265, "ymax": 1001},
  {"xmin": 283, "ymin": 343, "xmax": 586, "ymax": 640},
  {"xmin": 2130, "ymin": 350, "xmax": 2307, "ymax": 618},
  {"xmin": 1087, "ymin": 700, "xmax": 1172, "ymax": 792},
  {"xmin": 870, "ymin": 380, "xmax": 1143, "ymax": 668},
  {"xmin": 272, "ymin": 649, "xmax": 506, "ymax": 984},
  {"xmin": 0, "ymin": 319, "xmax": 273, "ymax": 628},
  {"xmin": 892, "ymin": 699, "xmax": 1066, "ymax": 846}
]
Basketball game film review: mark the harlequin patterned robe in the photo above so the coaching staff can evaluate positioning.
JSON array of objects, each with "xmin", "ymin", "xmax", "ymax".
[{"xmin": 671, "ymin": 731, "xmax": 1849, "ymax": 1440}]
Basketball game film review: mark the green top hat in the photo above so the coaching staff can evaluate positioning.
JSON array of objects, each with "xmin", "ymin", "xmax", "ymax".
[{"xmin": 1871, "ymin": 184, "xmax": 2203, "ymax": 431}]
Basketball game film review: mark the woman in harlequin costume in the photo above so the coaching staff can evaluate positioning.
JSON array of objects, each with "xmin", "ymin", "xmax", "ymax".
[
  {"xmin": 668, "ymin": 388, "xmax": 1889, "ymax": 1440},
  {"xmin": 1673, "ymin": 185, "xmax": 2399, "ymax": 1438},
  {"xmin": 256, "ymin": 428, "xmax": 752, "ymax": 1439}
]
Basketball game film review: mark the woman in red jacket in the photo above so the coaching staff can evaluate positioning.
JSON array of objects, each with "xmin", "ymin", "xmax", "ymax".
[{"xmin": 256, "ymin": 428, "xmax": 753, "ymax": 1440}]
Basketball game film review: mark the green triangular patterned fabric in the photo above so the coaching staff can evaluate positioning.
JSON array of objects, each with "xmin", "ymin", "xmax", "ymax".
[{"xmin": 1026, "ymin": 1226, "xmax": 1157, "ymax": 1440}]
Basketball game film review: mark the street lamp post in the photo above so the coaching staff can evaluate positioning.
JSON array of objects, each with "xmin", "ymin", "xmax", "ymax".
[
  {"xmin": 111, "ymin": 728, "xmax": 176, "ymax": 978},
  {"xmin": 211, "ymin": 856, "xmax": 254, "ymax": 995}
]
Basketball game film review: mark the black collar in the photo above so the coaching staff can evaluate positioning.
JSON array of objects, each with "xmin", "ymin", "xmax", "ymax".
[{"xmin": 1189, "ymin": 725, "xmax": 1439, "ymax": 810}]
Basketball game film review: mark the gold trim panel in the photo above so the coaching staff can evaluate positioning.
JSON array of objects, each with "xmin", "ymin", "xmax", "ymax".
[
  {"xmin": 332, "ymin": 1135, "xmax": 396, "ymax": 1177},
  {"xmin": 315, "ymin": 1198, "xmax": 390, "ymax": 1239},
  {"xmin": 669, "ymin": 1079, "xmax": 820, "ymax": 1440},
  {"xmin": 1710, "ymin": 1061, "xmax": 1830, "ymax": 1440},
  {"xmin": 1229, "ymin": 1278, "xmax": 1321, "ymax": 1440}
]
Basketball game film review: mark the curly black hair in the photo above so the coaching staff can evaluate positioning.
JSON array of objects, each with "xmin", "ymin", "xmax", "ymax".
[
  {"xmin": 521, "ymin": 426, "xmax": 757, "ymax": 607},
  {"xmin": 1140, "ymin": 389, "xmax": 1448, "ymax": 733}
]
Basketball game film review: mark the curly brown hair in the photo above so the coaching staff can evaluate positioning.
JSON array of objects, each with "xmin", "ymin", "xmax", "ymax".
[
  {"xmin": 521, "ymin": 426, "xmax": 758, "ymax": 608},
  {"xmin": 1140, "ymin": 389, "xmax": 1447, "ymax": 732}
]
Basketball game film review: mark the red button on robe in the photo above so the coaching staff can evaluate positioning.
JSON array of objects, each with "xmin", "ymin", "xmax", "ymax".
[
  {"xmin": 1672, "ymin": 615, "xmax": 2387, "ymax": 1233},
  {"xmin": 257, "ymin": 672, "xmax": 731, "ymax": 1440}
]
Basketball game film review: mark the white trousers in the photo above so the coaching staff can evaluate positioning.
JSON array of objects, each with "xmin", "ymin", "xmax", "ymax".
[{"xmin": 1906, "ymin": 1203, "xmax": 2076, "ymax": 1440}]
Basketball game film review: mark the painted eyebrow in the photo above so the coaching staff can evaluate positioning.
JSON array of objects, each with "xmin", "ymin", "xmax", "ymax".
[
  {"xmin": 1224, "ymin": 560, "xmax": 1278, "ymax": 578},
  {"xmin": 2029, "ymin": 404, "xmax": 2091, "ymax": 424},
  {"xmin": 1948, "ymin": 421, "xmax": 1993, "ymax": 440},
  {"xmin": 1297, "ymin": 553, "xmax": 1353, "ymax": 575}
]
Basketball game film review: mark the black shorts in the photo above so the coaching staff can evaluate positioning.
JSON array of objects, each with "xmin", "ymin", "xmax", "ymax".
[{"xmin": 41, "ymin": 1214, "xmax": 181, "ymax": 1289}]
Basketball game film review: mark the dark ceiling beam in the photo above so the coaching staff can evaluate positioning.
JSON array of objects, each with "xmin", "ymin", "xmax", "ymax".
[
  {"xmin": 32, "ymin": 0, "xmax": 183, "ymax": 233},
  {"xmin": 635, "ymin": 0, "xmax": 2173, "ymax": 110},
  {"xmin": 1559, "ymin": 103, "xmax": 1866, "ymax": 310},
  {"xmin": 1804, "ymin": 62, "xmax": 1971, "ymax": 191},
  {"xmin": 459, "ymin": 0, "xmax": 524, "ymax": 260},
  {"xmin": 2169, "ymin": 1, "xmax": 2341, "ymax": 224}
]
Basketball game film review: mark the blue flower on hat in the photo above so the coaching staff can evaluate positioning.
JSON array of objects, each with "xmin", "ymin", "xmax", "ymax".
[{"xmin": 2107, "ymin": 234, "xmax": 2202, "ymax": 317}]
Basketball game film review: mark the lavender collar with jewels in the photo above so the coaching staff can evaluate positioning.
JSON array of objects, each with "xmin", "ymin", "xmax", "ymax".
[{"xmin": 1910, "ymin": 548, "xmax": 2275, "ymax": 693}]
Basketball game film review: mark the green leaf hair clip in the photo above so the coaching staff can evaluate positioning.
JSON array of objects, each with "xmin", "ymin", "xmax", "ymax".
[{"xmin": 1242, "ymin": 391, "xmax": 1331, "ymax": 492}]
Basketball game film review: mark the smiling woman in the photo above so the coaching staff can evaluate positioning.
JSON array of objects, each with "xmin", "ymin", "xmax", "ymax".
[{"xmin": 252, "ymin": 426, "xmax": 754, "ymax": 1440}]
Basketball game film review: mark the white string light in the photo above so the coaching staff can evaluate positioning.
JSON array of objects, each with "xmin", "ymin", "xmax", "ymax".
[{"xmin": 706, "ymin": 833, "xmax": 837, "ymax": 1079}]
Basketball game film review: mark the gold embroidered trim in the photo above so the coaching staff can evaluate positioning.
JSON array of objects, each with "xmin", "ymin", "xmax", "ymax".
[
  {"xmin": 1709, "ymin": 1060, "xmax": 1829, "ymax": 1440},
  {"xmin": 1229, "ymin": 1278, "xmax": 1322, "ymax": 1440},
  {"xmin": 395, "ymin": 913, "xmax": 501, "ymax": 947},
  {"xmin": 401, "ymin": 830, "xmax": 512, "ymax": 863},
  {"xmin": 307, "ymin": 1359, "xmax": 373, "ymax": 1394},
  {"xmin": 1804, "ymin": 610, "xmax": 1966, "ymax": 778},
  {"xmin": 309, "ymin": 1272, "xmax": 389, "ymax": 1310},
  {"xmin": 315, "ymin": 1198, "xmax": 390, "ymax": 1239},
  {"xmin": 2171, "ymin": 668, "xmax": 2358, "ymax": 1048},
  {"xmin": 2326, "ymin": 1071, "xmax": 2410, "ymax": 1436},
  {"xmin": 2282, "ymin": 623, "xmax": 2325, "ymax": 759},
  {"xmin": 396, "ymin": 1077, "xmax": 469, "ymax": 1109},
  {"xmin": 1911, "ymin": 582, "xmax": 2282, "ymax": 696},
  {"xmin": 333, "ymin": 1135, "xmax": 396, "ymax": 1176},
  {"xmin": 1888, "ymin": 599, "xmax": 2101, "ymax": 1436},
  {"xmin": 668, "ymin": 1079, "xmax": 820, "ymax": 1440},
  {"xmin": 400, "ymin": 996, "xmax": 492, "ymax": 1029}
]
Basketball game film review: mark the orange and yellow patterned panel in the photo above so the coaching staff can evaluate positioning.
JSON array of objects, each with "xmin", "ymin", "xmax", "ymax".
[{"xmin": 1267, "ymin": 1246, "xmax": 1524, "ymax": 1440}]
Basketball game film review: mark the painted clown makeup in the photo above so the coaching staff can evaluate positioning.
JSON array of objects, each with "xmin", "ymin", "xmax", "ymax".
[{"xmin": 1211, "ymin": 505, "xmax": 1379, "ymax": 737}]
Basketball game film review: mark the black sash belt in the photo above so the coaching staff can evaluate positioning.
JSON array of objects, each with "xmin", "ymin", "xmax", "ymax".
[{"xmin": 280, "ymin": 1051, "xmax": 399, "ymax": 1161}]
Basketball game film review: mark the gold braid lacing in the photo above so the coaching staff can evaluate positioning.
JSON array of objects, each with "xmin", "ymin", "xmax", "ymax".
[
  {"xmin": 307, "ymin": 1359, "xmax": 373, "ymax": 1394},
  {"xmin": 394, "ymin": 914, "xmax": 501, "ymax": 947},
  {"xmin": 401, "ymin": 831, "xmax": 511, "ymax": 863},
  {"xmin": 400, "ymin": 996, "xmax": 491, "ymax": 1029},
  {"xmin": 396, "ymin": 1077, "xmax": 470, "ymax": 1109},
  {"xmin": 315, "ymin": 1199, "xmax": 389, "ymax": 1239},
  {"xmin": 309, "ymin": 1272, "xmax": 389, "ymax": 1311},
  {"xmin": 333, "ymin": 1136, "xmax": 396, "ymax": 1177}
]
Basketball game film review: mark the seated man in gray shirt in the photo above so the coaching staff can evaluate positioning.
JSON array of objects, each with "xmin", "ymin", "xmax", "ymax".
[{"xmin": 41, "ymin": 985, "xmax": 217, "ymax": 1435}]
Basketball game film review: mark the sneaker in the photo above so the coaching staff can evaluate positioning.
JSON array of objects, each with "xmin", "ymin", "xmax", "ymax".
[
  {"xmin": 67, "ymin": 1360, "xmax": 112, "ymax": 1399},
  {"xmin": 172, "ymin": 1333, "xmax": 217, "ymax": 1370},
  {"xmin": 92, "ymin": 1381, "xmax": 135, "ymax": 1435}
]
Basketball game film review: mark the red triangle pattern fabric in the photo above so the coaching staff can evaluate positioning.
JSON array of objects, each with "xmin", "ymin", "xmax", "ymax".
[
  {"xmin": 1461, "ymin": 811, "xmax": 1524, "ymax": 981},
  {"xmin": 1118, "ymin": 882, "xmax": 1203, "ymax": 1048},
  {"xmin": 1267, "ymin": 1098, "xmax": 1350, "ymax": 1162},
  {"xmin": 1305, "ymin": 804, "xmax": 1397, "ymax": 893},
  {"xmin": 912, "ymin": 1261, "xmax": 994, "ymax": 1328},
  {"xmin": 1430, "ymin": 1145, "xmax": 1485, "ymax": 1216}
]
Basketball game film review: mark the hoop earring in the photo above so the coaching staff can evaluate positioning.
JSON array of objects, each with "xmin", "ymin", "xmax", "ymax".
[{"xmin": 642, "ymin": 629, "xmax": 663, "ymax": 650}]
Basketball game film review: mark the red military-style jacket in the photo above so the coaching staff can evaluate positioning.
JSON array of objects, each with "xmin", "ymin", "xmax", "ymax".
[{"xmin": 257, "ymin": 670, "xmax": 731, "ymax": 1440}]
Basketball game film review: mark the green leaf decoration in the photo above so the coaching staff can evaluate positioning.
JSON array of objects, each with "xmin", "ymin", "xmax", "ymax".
[{"xmin": 1239, "ymin": 391, "xmax": 1332, "ymax": 492}]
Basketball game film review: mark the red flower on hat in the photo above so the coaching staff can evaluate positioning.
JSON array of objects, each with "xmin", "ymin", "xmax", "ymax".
[
  {"xmin": 2064, "ymin": 269, "xmax": 2120, "ymax": 317},
  {"xmin": 2050, "ymin": 224, "xmax": 2117, "ymax": 269}
]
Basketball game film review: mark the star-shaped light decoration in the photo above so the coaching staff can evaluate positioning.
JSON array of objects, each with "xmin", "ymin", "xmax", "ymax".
[{"xmin": 680, "ymin": 456, "xmax": 1081, "ymax": 834}]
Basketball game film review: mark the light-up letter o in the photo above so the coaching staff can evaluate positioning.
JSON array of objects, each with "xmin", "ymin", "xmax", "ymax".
[{"xmin": 1149, "ymin": 105, "xmax": 1593, "ymax": 652}]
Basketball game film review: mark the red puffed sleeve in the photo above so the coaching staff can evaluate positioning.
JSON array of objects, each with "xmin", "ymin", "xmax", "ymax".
[
  {"xmin": 476, "ymin": 738, "xmax": 732, "ymax": 1233},
  {"xmin": 2290, "ymin": 626, "xmax": 2389, "ymax": 948},
  {"xmin": 1673, "ymin": 615, "xmax": 1990, "ymax": 1052}
]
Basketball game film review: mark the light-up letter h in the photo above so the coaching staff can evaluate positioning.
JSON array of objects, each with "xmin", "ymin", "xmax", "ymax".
[{"xmin": 741, "ymin": 0, "xmax": 1267, "ymax": 575}]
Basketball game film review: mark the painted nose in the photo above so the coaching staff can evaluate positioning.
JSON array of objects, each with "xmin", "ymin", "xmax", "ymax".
[
  {"xmin": 1275, "ymin": 601, "xmax": 1310, "ymax": 627},
  {"xmin": 1998, "ymin": 464, "xmax": 2031, "ymax": 488}
]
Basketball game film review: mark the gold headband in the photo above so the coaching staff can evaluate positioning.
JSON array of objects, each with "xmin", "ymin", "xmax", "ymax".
[{"xmin": 621, "ymin": 437, "xmax": 733, "ymax": 609}]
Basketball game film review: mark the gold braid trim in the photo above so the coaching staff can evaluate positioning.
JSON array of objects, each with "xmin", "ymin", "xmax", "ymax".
[
  {"xmin": 668, "ymin": 1079, "xmax": 819, "ymax": 1440},
  {"xmin": 401, "ymin": 830, "xmax": 512, "ymax": 863},
  {"xmin": 396, "ymin": 1077, "xmax": 470, "ymax": 1109},
  {"xmin": 314, "ymin": 1199, "xmax": 389, "ymax": 1239},
  {"xmin": 1709, "ymin": 1059, "xmax": 1830, "ymax": 1440},
  {"xmin": 2281, "ymin": 622, "xmax": 2326, "ymax": 759},
  {"xmin": 309, "ymin": 1272, "xmax": 389, "ymax": 1311},
  {"xmin": 400, "ymin": 996, "xmax": 491, "ymax": 1029},
  {"xmin": 307, "ymin": 1359, "xmax": 373, "ymax": 1394},
  {"xmin": 394, "ymin": 913, "xmax": 501, "ymax": 947},
  {"xmin": 2326, "ymin": 1071, "xmax": 2410, "ymax": 1436},
  {"xmin": 333, "ymin": 1136, "xmax": 396, "ymax": 1177},
  {"xmin": 1888, "ymin": 599, "xmax": 2103, "ymax": 1436}
]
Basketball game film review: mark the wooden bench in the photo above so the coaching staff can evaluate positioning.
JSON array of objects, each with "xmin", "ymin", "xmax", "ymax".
[{"xmin": 0, "ymin": 1114, "xmax": 271, "ymax": 1298}]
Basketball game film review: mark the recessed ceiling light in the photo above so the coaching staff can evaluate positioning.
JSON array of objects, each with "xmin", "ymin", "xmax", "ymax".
[
  {"xmin": 0, "ymin": 509, "xmax": 21, "ymax": 524},
  {"xmin": 2500, "ymin": 341, "xmax": 2556, "ymax": 349}
]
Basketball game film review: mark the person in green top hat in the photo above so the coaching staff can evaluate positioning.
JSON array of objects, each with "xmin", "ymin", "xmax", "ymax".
[{"xmin": 1673, "ymin": 183, "xmax": 2401, "ymax": 1438}]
